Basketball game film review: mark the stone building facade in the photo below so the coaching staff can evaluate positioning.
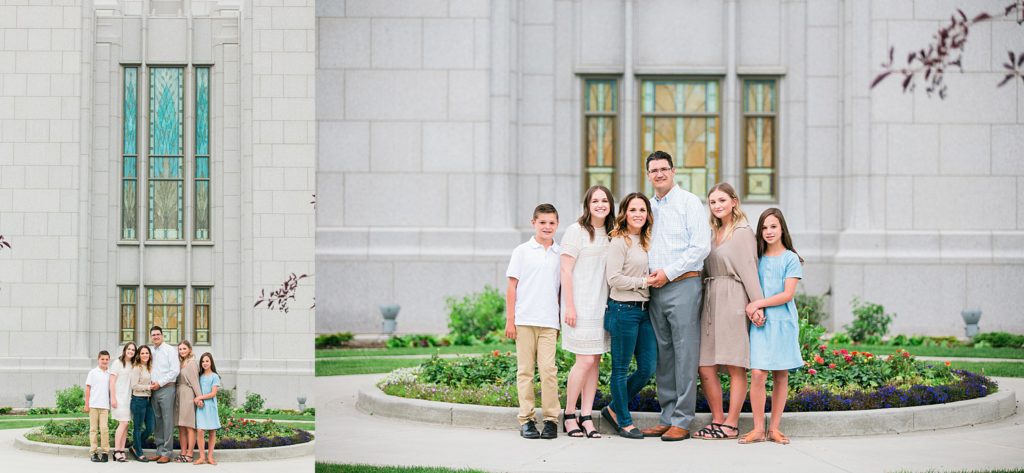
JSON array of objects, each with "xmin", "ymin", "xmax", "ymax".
[
  {"xmin": 316, "ymin": 0, "xmax": 1024, "ymax": 337},
  {"xmin": 0, "ymin": 0, "xmax": 316, "ymax": 407}
]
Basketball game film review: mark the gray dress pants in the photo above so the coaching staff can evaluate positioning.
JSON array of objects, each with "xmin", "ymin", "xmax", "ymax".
[
  {"xmin": 151, "ymin": 384, "xmax": 176, "ymax": 457},
  {"xmin": 649, "ymin": 277, "xmax": 703, "ymax": 429}
]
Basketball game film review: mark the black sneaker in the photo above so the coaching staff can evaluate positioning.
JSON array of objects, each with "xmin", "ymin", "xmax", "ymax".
[
  {"xmin": 90, "ymin": 453, "xmax": 102, "ymax": 462},
  {"xmin": 101, "ymin": 453, "xmax": 109, "ymax": 462},
  {"xmin": 540, "ymin": 420, "xmax": 558, "ymax": 439},
  {"xmin": 520, "ymin": 420, "xmax": 540, "ymax": 439}
]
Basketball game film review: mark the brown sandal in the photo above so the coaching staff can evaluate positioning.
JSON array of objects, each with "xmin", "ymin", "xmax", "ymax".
[
  {"xmin": 768, "ymin": 430, "xmax": 790, "ymax": 444},
  {"xmin": 738, "ymin": 430, "xmax": 766, "ymax": 444}
]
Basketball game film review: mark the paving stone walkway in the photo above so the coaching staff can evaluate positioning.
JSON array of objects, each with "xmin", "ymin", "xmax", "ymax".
[{"xmin": 317, "ymin": 374, "xmax": 1024, "ymax": 473}]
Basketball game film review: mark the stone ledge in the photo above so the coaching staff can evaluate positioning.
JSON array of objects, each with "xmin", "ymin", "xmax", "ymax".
[
  {"xmin": 357, "ymin": 386, "xmax": 1017, "ymax": 437},
  {"xmin": 13, "ymin": 430, "xmax": 315, "ymax": 462}
]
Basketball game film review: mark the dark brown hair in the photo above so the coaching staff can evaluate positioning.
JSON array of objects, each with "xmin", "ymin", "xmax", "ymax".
[
  {"xmin": 645, "ymin": 150, "xmax": 674, "ymax": 170},
  {"xmin": 119, "ymin": 342, "xmax": 137, "ymax": 366},
  {"xmin": 610, "ymin": 193, "xmax": 653, "ymax": 251},
  {"xmin": 135, "ymin": 345, "xmax": 153, "ymax": 372},
  {"xmin": 577, "ymin": 185, "xmax": 615, "ymax": 241},
  {"xmin": 97, "ymin": 350, "xmax": 110, "ymax": 359},
  {"xmin": 532, "ymin": 203, "xmax": 558, "ymax": 220},
  {"xmin": 199, "ymin": 352, "xmax": 218, "ymax": 375},
  {"xmin": 755, "ymin": 207, "xmax": 803, "ymax": 262}
]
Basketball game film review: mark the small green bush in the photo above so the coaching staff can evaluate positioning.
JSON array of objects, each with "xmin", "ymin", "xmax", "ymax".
[
  {"xmin": 829, "ymin": 332, "xmax": 852, "ymax": 344},
  {"xmin": 241, "ymin": 392, "xmax": 265, "ymax": 413},
  {"xmin": 0, "ymin": 406, "xmax": 12, "ymax": 415},
  {"xmin": 387, "ymin": 334, "xmax": 444, "ymax": 348},
  {"xmin": 799, "ymin": 316, "xmax": 827, "ymax": 361},
  {"xmin": 302, "ymin": 407, "xmax": 315, "ymax": 416},
  {"xmin": 973, "ymin": 332, "xmax": 1024, "ymax": 349},
  {"xmin": 56, "ymin": 385, "xmax": 85, "ymax": 414},
  {"xmin": 844, "ymin": 298, "xmax": 895, "ymax": 343},
  {"xmin": 28, "ymin": 407, "xmax": 58, "ymax": 415},
  {"xmin": 315, "ymin": 332, "xmax": 354, "ymax": 349},
  {"xmin": 795, "ymin": 292, "xmax": 828, "ymax": 327},
  {"xmin": 217, "ymin": 386, "xmax": 235, "ymax": 410},
  {"xmin": 446, "ymin": 286, "xmax": 506, "ymax": 346}
]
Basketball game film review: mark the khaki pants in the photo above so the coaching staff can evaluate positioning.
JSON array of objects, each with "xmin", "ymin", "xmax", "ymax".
[
  {"xmin": 515, "ymin": 325, "xmax": 560, "ymax": 424},
  {"xmin": 88, "ymin": 408, "xmax": 110, "ymax": 454}
]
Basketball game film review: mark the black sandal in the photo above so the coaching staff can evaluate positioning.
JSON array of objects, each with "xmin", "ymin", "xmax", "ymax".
[
  {"xmin": 694, "ymin": 422, "xmax": 738, "ymax": 440},
  {"xmin": 578, "ymin": 414, "xmax": 601, "ymax": 438},
  {"xmin": 563, "ymin": 410, "xmax": 584, "ymax": 437}
]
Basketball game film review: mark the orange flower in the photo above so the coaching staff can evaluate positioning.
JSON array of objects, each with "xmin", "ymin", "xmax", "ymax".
[
  {"xmin": 828, "ymin": 363, "xmax": 836, "ymax": 369},
  {"xmin": 945, "ymin": 361, "xmax": 951, "ymax": 367},
  {"xmin": 814, "ymin": 355, "xmax": 825, "ymax": 364},
  {"xmin": 851, "ymin": 351, "xmax": 859, "ymax": 356},
  {"xmin": 492, "ymin": 350, "xmax": 500, "ymax": 357}
]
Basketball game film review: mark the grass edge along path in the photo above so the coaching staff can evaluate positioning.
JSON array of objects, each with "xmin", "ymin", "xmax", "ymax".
[
  {"xmin": 317, "ymin": 464, "xmax": 489, "ymax": 473},
  {"xmin": 949, "ymin": 361, "xmax": 1024, "ymax": 378},
  {"xmin": 826, "ymin": 343, "xmax": 1024, "ymax": 360},
  {"xmin": 317, "ymin": 344, "xmax": 516, "ymax": 359},
  {"xmin": 316, "ymin": 357, "xmax": 424, "ymax": 376}
]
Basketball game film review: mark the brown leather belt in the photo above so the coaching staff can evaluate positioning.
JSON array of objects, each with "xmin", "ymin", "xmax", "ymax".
[{"xmin": 670, "ymin": 271, "xmax": 700, "ymax": 283}]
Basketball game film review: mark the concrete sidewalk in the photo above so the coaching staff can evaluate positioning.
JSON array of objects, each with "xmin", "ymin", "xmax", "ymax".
[
  {"xmin": 317, "ymin": 374, "xmax": 1024, "ymax": 473},
  {"xmin": 0, "ymin": 428, "xmax": 313, "ymax": 472}
]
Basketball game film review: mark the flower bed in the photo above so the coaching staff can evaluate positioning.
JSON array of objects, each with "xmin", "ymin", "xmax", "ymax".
[
  {"xmin": 379, "ymin": 346, "xmax": 997, "ymax": 413},
  {"xmin": 25, "ymin": 412, "xmax": 313, "ymax": 449}
]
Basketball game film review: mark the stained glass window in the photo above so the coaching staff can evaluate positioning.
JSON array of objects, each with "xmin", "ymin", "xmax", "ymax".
[
  {"xmin": 583, "ymin": 79, "xmax": 617, "ymax": 195},
  {"xmin": 640, "ymin": 79, "xmax": 720, "ymax": 198},
  {"xmin": 122, "ymin": 68, "xmax": 138, "ymax": 240},
  {"xmin": 194, "ymin": 68, "xmax": 210, "ymax": 240},
  {"xmin": 148, "ymin": 67, "xmax": 184, "ymax": 240},
  {"xmin": 193, "ymin": 287, "xmax": 210, "ymax": 345},
  {"xmin": 120, "ymin": 287, "xmax": 137, "ymax": 343},
  {"xmin": 147, "ymin": 287, "xmax": 184, "ymax": 345},
  {"xmin": 743, "ymin": 79, "xmax": 777, "ymax": 201}
]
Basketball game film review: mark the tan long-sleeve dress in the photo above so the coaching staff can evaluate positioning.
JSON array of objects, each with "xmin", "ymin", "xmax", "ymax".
[
  {"xmin": 174, "ymin": 358, "xmax": 201, "ymax": 427},
  {"xmin": 699, "ymin": 224, "xmax": 764, "ymax": 368}
]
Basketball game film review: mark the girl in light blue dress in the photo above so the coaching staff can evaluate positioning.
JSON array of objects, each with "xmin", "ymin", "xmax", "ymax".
[
  {"xmin": 741, "ymin": 208, "xmax": 804, "ymax": 446},
  {"xmin": 193, "ymin": 352, "xmax": 221, "ymax": 465}
]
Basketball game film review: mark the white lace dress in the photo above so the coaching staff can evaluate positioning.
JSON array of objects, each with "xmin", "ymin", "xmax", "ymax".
[{"xmin": 560, "ymin": 222, "xmax": 611, "ymax": 354}]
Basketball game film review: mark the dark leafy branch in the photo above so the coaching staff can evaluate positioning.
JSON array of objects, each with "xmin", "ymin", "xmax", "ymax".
[
  {"xmin": 254, "ymin": 273, "xmax": 309, "ymax": 314},
  {"xmin": 871, "ymin": 3, "xmax": 1024, "ymax": 98}
]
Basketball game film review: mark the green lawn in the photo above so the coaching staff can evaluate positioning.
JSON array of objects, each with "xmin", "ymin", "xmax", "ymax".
[
  {"xmin": 316, "ymin": 464, "xmax": 488, "ymax": 473},
  {"xmin": 240, "ymin": 413, "xmax": 316, "ymax": 421},
  {"xmin": 827, "ymin": 343, "xmax": 1024, "ymax": 360},
  {"xmin": 0, "ymin": 419, "xmax": 53, "ymax": 430},
  {"xmin": 949, "ymin": 361, "xmax": 1024, "ymax": 378},
  {"xmin": 277, "ymin": 421, "xmax": 315, "ymax": 431},
  {"xmin": 316, "ymin": 358, "xmax": 425, "ymax": 376},
  {"xmin": 316, "ymin": 344, "xmax": 515, "ymax": 359},
  {"xmin": 0, "ymin": 413, "xmax": 87, "ymax": 419}
]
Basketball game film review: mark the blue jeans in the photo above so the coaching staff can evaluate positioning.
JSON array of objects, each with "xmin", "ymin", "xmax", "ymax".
[
  {"xmin": 604, "ymin": 299, "xmax": 658, "ymax": 428},
  {"xmin": 130, "ymin": 396, "xmax": 155, "ymax": 457}
]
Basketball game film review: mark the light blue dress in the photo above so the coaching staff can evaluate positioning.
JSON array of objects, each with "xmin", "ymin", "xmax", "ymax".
[
  {"xmin": 195, "ymin": 373, "xmax": 221, "ymax": 430},
  {"xmin": 749, "ymin": 250, "xmax": 804, "ymax": 370}
]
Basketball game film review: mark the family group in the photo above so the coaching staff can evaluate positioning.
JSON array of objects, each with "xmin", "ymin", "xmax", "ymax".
[
  {"xmin": 506, "ymin": 150, "xmax": 803, "ymax": 443},
  {"xmin": 83, "ymin": 326, "xmax": 223, "ymax": 464}
]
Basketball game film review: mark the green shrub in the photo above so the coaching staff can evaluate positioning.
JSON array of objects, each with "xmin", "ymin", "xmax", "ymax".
[
  {"xmin": 844, "ymin": 298, "xmax": 895, "ymax": 343},
  {"xmin": 217, "ymin": 386, "xmax": 235, "ymax": 410},
  {"xmin": 28, "ymin": 407, "xmax": 58, "ymax": 415},
  {"xmin": 890, "ymin": 334, "xmax": 909, "ymax": 346},
  {"xmin": 795, "ymin": 292, "xmax": 828, "ymax": 327},
  {"xmin": 799, "ymin": 316, "xmax": 827, "ymax": 361},
  {"xmin": 0, "ymin": 406, "xmax": 12, "ymax": 415},
  {"xmin": 420, "ymin": 351, "xmax": 518, "ymax": 387},
  {"xmin": 446, "ymin": 286, "xmax": 506, "ymax": 345},
  {"xmin": 973, "ymin": 332, "xmax": 1024, "ymax": 349},
  {"xmin": 302, "ymin": 407, "xmax": 315, "ymax": 416},
  {"xmin": 241, "ymin": 392, "xmax": 265, "ymax": 413},
  {"xmin": 56, "ymin": 385, "xmax": 85, "ymax": 414},
  {"xmin": 829, "ymin": 332, "xmax": 852, "ymax": 344},
  {"xmin": 315, "ymin": 332, "xmax": 354, "ymax": 349},
  {"xmin": 387, "ymin": 334, "xmax": 444, "ymax": 348}
]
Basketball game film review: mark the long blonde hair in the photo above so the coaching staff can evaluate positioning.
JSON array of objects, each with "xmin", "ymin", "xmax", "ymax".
[
  {"xmin": 707, "ymin": 183, "xmax": 749, "ymax": 240},
  {"xmin": 610, "ymin": 193, "xmax": 653, "ymax": 251}
]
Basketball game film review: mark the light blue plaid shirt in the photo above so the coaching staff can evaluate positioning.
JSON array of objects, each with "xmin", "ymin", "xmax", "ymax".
[{"xmin": 649, "ymin": 185, "xmax": 712, "ymax": 281}]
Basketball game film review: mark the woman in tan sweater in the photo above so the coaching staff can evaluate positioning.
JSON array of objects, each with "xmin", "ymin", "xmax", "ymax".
[
  {"xmin": 129, "ymin": 345, "xmax": 155, "ymax": 461},
  {"xmin": 599, "ymin": 192, "xmax": 658, "ymax": 439},
  {"xmin": 175, "ymin": 341, "xmax": 201, "ymax": 463},
  {"xmin": 693, "ymin": 183, "xmax": 765, "ymax": 440}
]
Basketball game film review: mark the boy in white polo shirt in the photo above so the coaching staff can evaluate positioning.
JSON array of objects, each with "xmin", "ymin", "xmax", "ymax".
[
  {"xmin": 505, "ymin": 203, "xmax": 562, "ymax": 439},
  {"xmin": 85, "ymin": 350, "xmax": 113, "ymax": 462}
]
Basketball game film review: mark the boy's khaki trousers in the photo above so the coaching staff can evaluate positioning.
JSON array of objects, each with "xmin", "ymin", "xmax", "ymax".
[
  {"xmin": 515, "ymin": 325, "xmax": 560, "ymax": 424},
  {"xmin": 88, "ymin": 408, "xmax": 110, "ymax": 454}
]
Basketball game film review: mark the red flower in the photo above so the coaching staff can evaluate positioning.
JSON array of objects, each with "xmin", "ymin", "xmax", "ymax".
[
  {"xmin": 902, "ymin": 351, "xmax": 911, "ymax": 358},
  {"xmin": 865, "ymin": 353, "xmax": 874, "ymax": 358},
  {"xmin": 851, "ymin": 351, "xmax": 859, "ymax": 356},
  {"xmin": 814, "ymin": 355, "xmax": 825, "ymax": 364},
  {"xmin": 840, "ymin": 349, "xmax": 848, "ymax": 355},
  {"xmin": 808, "ymin": 368, "xmax": 817, "ymax": 375},
  {"xmin": 819, "ymin": 345, "xmax": 827, "ymax": 351},
  {"xmin": 492, "ymin": 350, "xmax": 500, "ymax": 357},
  {"xmin": 828, "ymin": 363, "xmax": 836, "ymax": 369},
  {"xmin": 945, "ymin": 361, "xmax": 952, "ymax": 367},
  {"xmin": 844, "ymin": 355, "xmax": 853, "ymax": 363},
  {"xmin": 832, "ymin": 350, "xmax": 840, "ymax": 356}
]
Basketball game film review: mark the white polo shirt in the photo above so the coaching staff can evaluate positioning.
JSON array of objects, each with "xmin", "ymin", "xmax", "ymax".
[
  {"xmin": 86, "ymin": 367, "xmax": 111, "ymax": 409},
  {"xmin": 506, "ymin": 237, "xmax": 561, "ymax": 330}
]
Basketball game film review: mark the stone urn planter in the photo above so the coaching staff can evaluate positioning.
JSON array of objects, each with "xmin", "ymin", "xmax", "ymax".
[{"xmin": 380, "ymin": 304, "xmax": 401, "ymax": 335}]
